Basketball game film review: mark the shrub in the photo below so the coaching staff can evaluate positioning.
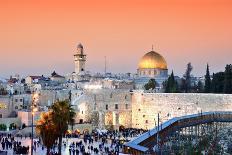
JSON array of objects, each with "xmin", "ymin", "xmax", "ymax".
[{"xmin": 0, "ymin": 124, "xmax": 7, "ymax": 131}]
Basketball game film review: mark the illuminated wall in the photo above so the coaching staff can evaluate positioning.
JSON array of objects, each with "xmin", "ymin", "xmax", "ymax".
[{"xmin": 131, "ymin": 92, "xmax": 232, "ymax": 129}]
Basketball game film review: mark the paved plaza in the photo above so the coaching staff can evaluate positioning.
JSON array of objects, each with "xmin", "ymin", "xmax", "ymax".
[{"xmin": 0, "ymin": 136, "xmax": 132, "ymax": 155}]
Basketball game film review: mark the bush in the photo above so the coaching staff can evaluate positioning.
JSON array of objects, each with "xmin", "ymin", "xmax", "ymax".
[
  {"xmin": 9, "ymin": 123, "xmax": 16, "ymax": 130},
  {"xmin": 0, "ymin": 124, "xmax": 7, "ymax": 131}
]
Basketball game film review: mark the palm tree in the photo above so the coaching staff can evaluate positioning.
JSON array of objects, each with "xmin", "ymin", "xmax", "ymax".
[
  {"xmin": 51, "ymin": 100, "xmax": 76, "ymax": 155},
  {"xmin": 36, "ymin": 112, "xmax": 58, "ymax": 155}
]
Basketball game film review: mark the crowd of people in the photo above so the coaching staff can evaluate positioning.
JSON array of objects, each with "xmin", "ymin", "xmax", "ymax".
[
  {"xmin": 0, "ymin": 128, "xmax": 147, "ymax": 155},
  {"xmin": 0, "ymin": 133, "xmax": 29, "ymax": 154}
]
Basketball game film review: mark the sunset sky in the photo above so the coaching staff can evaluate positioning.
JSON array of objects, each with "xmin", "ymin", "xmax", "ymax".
[{"xmin": 0, "ymin": 0, "xmax": 232, "ymax": 78}]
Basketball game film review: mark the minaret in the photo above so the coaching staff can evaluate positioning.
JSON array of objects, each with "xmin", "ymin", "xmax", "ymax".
[{"xmin": 74, "ymin": 43, "xmax": 86, "ymax": 74}]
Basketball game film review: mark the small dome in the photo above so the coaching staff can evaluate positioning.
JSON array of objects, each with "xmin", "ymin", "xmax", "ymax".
[
  {"xmin": 77, "ymin": 43, "xmax": 83, "ymax": 49},
  {"xmin": 138, "ymin": 51, "xmax": 167, "ymax": 69}
]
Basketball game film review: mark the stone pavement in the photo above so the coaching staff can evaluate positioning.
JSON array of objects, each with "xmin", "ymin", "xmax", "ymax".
[{"xmin": 0, "ymin": 137, "xmax": 125, "ymax": 155}]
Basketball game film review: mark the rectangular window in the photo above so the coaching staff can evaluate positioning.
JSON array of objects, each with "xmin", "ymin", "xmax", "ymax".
[
  {"xmin": 115, "ymin": 104, "xmax": 118, "ymax": 110},
  {"xmin": 106, "ymin": 104, "xmax": 108, "ymax": 110},
  {"xmin": 20, "ymin": 99, "xmax": 23, "ymax": 102},
  {"xmin": 125, "ymin": 104, "xmax": 128, "ymax": 109},
  {"xmin": 0, "ymin": 114, "xmax": 2, "ymax": 118},
  {"xmin": 15, "ymin": 99, "xmax": 18, "ymax": 102}
]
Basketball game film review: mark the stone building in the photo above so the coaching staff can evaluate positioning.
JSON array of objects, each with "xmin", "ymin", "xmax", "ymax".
[
  {"xmin": 71, "ymin": 89, "xmax": 132, "ymax": 130},
  {"xmin": 74, "ymin": 43, "xmax": 86, "ymax": 74}
]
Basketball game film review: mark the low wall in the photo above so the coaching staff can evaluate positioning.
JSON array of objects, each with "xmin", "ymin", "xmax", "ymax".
[{"xmin": 0, "ymin": 117, "xmax": 21, "ymax": 130}]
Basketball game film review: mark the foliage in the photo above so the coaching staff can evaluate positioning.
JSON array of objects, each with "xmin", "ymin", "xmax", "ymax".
[
  {"xmin": 210, "ymin": 64, "xmax": 232, "ymax": 94},
  {"xmin": 36, "ymin": 112, "xmax": 58, "ymax": 155},
  {"xmin": 144, "ymin": 79, "xmax": 156, "ymax": 90},
  {"xmin": 182, "ymin": 63, "xmax": 193, "ymax": 93},
  {"xmin": 204, "ymin": 64, "xmax": 211, "ymax": 93},
  {"xmin": 35, "ymin": 100, "xmax": 76, "ymax": 155},
  {"xmin": 223, "ymin": 64, "xmax": 232, "ymax": 94},
  {"xmin": 0, "ymin": 124, "xmax": 7, "ymax": 131},
  {"xmin": 9, "ymin": 123, "xmax": 16, "ymax": 130},
  {"xmin": 211, "ymin": 72, "xmax": 224, "ymax": 93},
  {"xmin": 197, "ymin": 80, "xmax": 204, "ymax": 93},
  {"xmin": 164, "ymin": 71, "xmax": 178, "ymax": 93},
  {"xmin": 51, "ymin": 100, "xmax": 76, "ymax": 155}
]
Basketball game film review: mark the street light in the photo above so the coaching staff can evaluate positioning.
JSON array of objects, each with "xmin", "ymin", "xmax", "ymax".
[{"xmin": 31, "ymin": 92, "xmax": 39, "ymax": 155}]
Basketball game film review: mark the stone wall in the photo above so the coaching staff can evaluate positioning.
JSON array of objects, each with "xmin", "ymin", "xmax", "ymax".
[
  {"xmin": 71, "ymin": 89, "xmax": 132, "ymax": 129},
  {"xmin": 131, "ymin": 92, "xmax": 232, "ymax": 129}
]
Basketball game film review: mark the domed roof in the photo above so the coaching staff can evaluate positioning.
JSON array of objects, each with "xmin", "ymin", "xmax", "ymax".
[
  {"xmin": 138, "ymin": 51, "xmax": 167, "ymax": 69},
  {"xmin": 77, "ymin": 43, "xmax": 83, "ymax": 49}
]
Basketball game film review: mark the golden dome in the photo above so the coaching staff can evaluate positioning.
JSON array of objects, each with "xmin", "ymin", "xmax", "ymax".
[{"xmin": 138, "ymin": 51, "xmax": 167, "ymax": 69}]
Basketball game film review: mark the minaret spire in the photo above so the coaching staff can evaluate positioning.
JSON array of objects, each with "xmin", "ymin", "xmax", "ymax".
[
  {"xmin": 152, "ymin": 44, "xmax": 154, "ymax": 51},
  {"xmin": 74, "ymin": 43, "xmax": 86, "ymax": 74}
]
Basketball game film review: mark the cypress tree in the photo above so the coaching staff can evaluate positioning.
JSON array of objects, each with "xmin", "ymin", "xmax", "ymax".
[
  {"xmin": 224, "ymin": 64, "xmax": 232, "ymax": 94},
  {"xmin": 204, "ymin": 64, "xmax": 211, "ymax": 93},
  {"xmin": 165, "ymin": 71, "xmax": 178, "ymax": 93}
]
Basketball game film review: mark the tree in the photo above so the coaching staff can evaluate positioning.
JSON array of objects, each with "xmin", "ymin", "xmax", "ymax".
[
  {"xmin": 0, "ymin": 124, "xmax": 7, "ymax": 131},
  {"xmin": 183, "ymin": 63, "xmax": 193, "ymax": 93},
  {"xmin": 224, "ymin": 64, "xmax": 232, "ymax": 94},
  {"xmin": 197, "ymin": 81, "xmax": 203, "ymax": 93},
  {"xmin": 36, "ymin": 112, "xmax": 58, "ymax": 155},
  {"xmin": 144, "ymin": 79, "xmax": 156, "ymax": 90},
  {"xmin": 9, "ymin": 123, "xmax": 16, "ymax": 130},
  {"xmin": 211, "ymin": 72, "xmax": 224, "ymax": 93},
  {"xmin": 51, "ymin": 100, "xmax": 76, "ymax": 155},
  {"xmin": 165, "ymin": 71, "xmax": 178, "ymax": 93},
  {"xmin": 204, "ymin": 64, "xmax": 211, "ymax": 93}
]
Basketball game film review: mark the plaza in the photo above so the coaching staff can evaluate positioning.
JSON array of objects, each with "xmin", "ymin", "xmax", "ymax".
[{"xmin": 0, "ymin": 127, "xmax": 146, "ymax": 155}]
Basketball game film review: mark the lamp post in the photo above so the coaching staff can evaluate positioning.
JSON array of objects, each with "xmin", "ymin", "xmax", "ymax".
[
  {"xmin": 31, "ymin": 109, "xmax": 34, "ymax": 155},
  {"xmin": 31, "ymin": 92, "xmax": 38, "ymax": 155}
]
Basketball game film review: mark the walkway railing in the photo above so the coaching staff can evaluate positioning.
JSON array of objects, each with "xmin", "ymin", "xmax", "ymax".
[{"xmin": 123, "ymin": 111, "xmax": 232, "ymax": 154}]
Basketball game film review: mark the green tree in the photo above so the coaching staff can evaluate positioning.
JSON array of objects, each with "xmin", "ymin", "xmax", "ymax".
[
  {"xmin": 204, "ymin": 64, "xmax": 211, "ymax": 93},
  {"xmin": 165, "ymin": 71, "xmax": 178, "ymax": 93},
  {"xmin": 9, "ymin": 123, "xmax": 16, "ymax": 130},
  {"xmin": 36, "ymin": 112, "xmax": 58, "ymax": 155},
  {"xmin": 183, "ymin": 63, "xmax": 193, "ymax": 93},
  {"xmin": 224, "ymin": 64, "xmax": 232, "ymax": 94},
  {"xmin": 51, "ymin": 100, "xmax": 76, "ymax": 155},
  {"xmin": 144, "ymin": 79, "xmax": 156, "ymax": 90},
  {"xmin": 197, "ymin": 80, "xmax": 203, "ymax": 93},
  {"xmin": 0, "ymin": 124, "xmax": 7, "ymax": 131},
  {"xmin": 211, "ymin": 72, "xmax": 224, "ymax": 93}
]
